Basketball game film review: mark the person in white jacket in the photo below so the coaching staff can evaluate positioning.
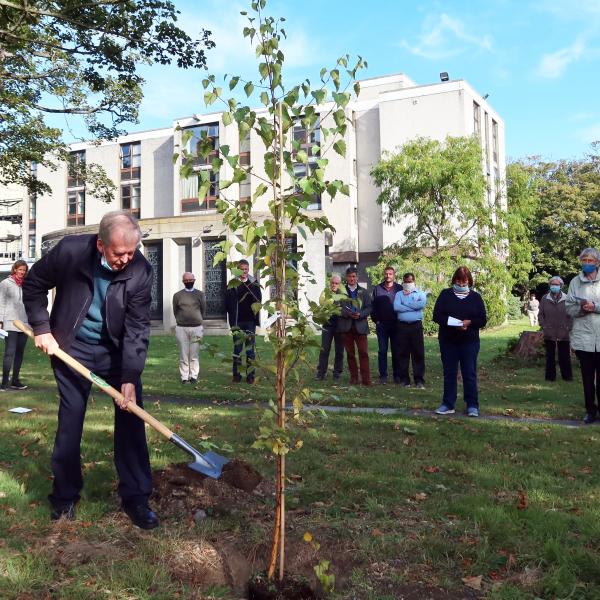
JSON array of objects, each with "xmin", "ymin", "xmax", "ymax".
[
  {"xmin": 0, "ymin": 260, "xmax": 29, "ymax": 390},
  {"xmin": 565, "ymin": 248, "xmax": 600, "ymax": 424}
]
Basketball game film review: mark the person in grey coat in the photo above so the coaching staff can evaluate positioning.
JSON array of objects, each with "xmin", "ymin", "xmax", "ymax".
[
  {"xmin": 0, "ymin": 260, "xmax": 30, "ymax": 390},
  {"xmin": 565, "ymin": 248, "xmax": 600, "ymax": 423},
  {"xmin": 539, "ymin": 276, "xmax": 573, "ymax": 382}
]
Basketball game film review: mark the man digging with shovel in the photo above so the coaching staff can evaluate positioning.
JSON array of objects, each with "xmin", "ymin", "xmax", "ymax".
[{"xmin": 23, "ymin": 211, "xmax": 159, "ymax": 529}]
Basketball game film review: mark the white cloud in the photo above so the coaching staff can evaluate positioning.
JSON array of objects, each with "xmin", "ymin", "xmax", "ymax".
[
  {"xmin": 400, "ymin": 13, "xmax": 493, "ymax": 60},
  {"xmin": 537, "ymin": 36, "xmax": 586, "ymax": 78}
]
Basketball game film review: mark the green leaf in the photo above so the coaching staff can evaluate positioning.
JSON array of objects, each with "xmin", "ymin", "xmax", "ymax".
[
  {"xmin": 260, "ymin": 91, "xmax": 269, "ymax": 106},
  {"xmin": 354, "ymin": 81, "xmax": 361, "ymax": 96},
  {"xmin": 222, "ymin": 112, "xmax": 233, "ymax": 126},
  {"xmin": 311, "ymin": 89, "xmax": 327, "ymax": 104},
  {"xmin": 333, "ymin": 140, "xmax": 346, "ymax": 157},
  {"xmin": 259, "ymin": 62, "xmax": 269, "ymax": 79},
  {"xmin": 229, "ymin": 76, "xmax": 240, "ymax": 90},
  {"xmin": 244, "ymin": 81, "xmax": 254, "ymax": 97},
  {"xmin": 296, "ymin": 149, "xmax": 308, "ymax": 163}
]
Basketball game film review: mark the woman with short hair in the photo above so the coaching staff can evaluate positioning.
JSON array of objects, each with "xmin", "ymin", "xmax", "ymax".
[
  {"xmin": 0, "ymin": 260, "xmax": 30, "ymax": 390},
  {"xmin": 432, "ymin": 266, "xmax": 487, "ymax": 417},
  {"xmin": 566, "ymin": 248, "xmax": 600, "ymax": 424}
]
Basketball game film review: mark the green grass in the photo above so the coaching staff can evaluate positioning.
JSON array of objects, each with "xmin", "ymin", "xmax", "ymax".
[{"xmin": 0, "ymin": 319, "xmax": 597, "ymax": 599}]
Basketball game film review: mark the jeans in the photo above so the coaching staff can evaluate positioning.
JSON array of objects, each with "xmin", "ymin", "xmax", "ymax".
[
  {"xmin": 544, "ymin": 339, "xmax": 572, "ymax": 381},
  {"xmin": 232, "ymin": 321, "xmax": 256, "ymax": 380},
  {"xmin": 49, "ymin": 338, "xmax": 152, "ymax": 510},
  {"xmin": 375, "ymin": 321, "xmax": 399, "ymax": 379},
  {"xmin": 439, "ymin": 339, "xmax": 480, "ymax": 409},
  {"xmin": 2, "ymin": 331, "xmax": 27, "ymax": 386},
  {"xmin": 342, "ymin": 329, "xmax": 371, "ymax": 384},
  {"xmin": 316, "ymin": 326, "xmax": 344, "ymax": 378},
  {"xmin": 575, "ymin": 350, "xmax": 600, "ymax": 416},
  {"xmin": 396, "ymin": 321, "xmax": 425, "ymax": 384}
]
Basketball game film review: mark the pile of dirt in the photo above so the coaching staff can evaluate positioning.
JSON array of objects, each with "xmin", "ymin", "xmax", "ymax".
[{"xmin": 151, "ymin": 460, "xmax": 269, "ymax": 520}]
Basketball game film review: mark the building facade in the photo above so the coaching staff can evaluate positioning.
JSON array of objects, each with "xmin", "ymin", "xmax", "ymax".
[{"xmin": 3, "ymin": 73, "xmax": 505, "ymax": 331}]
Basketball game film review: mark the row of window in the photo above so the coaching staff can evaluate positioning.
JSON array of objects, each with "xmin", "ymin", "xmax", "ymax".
[{"xmin": 473, "ymin": 101, "xmax": 499, "ymax": 170}]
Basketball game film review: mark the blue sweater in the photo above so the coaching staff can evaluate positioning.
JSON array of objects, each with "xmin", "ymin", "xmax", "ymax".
[
  {"xmin": 432, "ymin": 288, "xmax": 487, "ymax": 344},
  {"xmin": 76, "ymin": 259, "xmax": 115, "ymax": 344},
  {"xmin": 394, "ymin": 290, "xmax": 427, "ymax": 322}
]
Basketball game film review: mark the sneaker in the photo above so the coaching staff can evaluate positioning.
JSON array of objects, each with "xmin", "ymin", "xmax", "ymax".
[
  {"xmin": 188, "ymin": 377, "xmax": 197, "ymax": 384},
  {"xmin": 51, "ymin": 502, "xmax": 76, "ymax": 521},
  {"xmin": 584, "ymin": 413, "xmax": 597, "ymax": 424},
  {"xmin": 435, "ymin": 404, "xmax": 455, "ymax": 415},
  {"xmin": 402, "ymin": 382, "xmax": 411, "ymax": 388},
  {"xmin": 0, "ymin": 385, "xmax": 7, "ymax": 392},
  {"xmin": 415, "ymin": 382, "xmax": 426, "ymax": 390},
  {"xmin": 467, "ymin": 407, "xmax": 479, "ymax": 417},
  {"xmin": 10, "ymin": 381, "xmax": 27, "ymax": 390}
]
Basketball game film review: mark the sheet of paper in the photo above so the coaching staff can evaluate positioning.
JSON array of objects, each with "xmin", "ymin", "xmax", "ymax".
[
  {"xmin": 8, "ymin": 407, "xmax": 32, "ymax": 414},
  {"xmin": 0, "ymin": 328, "xmax": 8, "ymax": 339},
  {"xmin": 263, "ymin": 311, "xmax": 281, "ymax": 329},
  {"xmin": 447, "ymin": 316, "xmax": 464, "ymax": 327}
]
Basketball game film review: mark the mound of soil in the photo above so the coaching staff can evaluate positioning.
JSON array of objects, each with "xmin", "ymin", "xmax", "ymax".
[{"xmin": 248, "ymin": 571, "xmax": 317, "ymax": 600}]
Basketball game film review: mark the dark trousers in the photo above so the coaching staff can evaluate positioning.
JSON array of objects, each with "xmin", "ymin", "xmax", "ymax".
[
  {"xmin": 575, "ymin": 350, "xmax": 600, "ymax": 416},
  {"xmin": 396, "ymin": 321, "xmax": 425, "ymax": 384},
  {"xmin": 317, "ymin": 326, "xmax": 344, "ymax": 378},
  {"xmin": 375, "ymin": 321, "xmax": 399, "ymax": 379},
  {"xmin": 232, "ymin": 321, "xmax": 256, "ymax": 380},
  {"xmin": 49, "ymin": 338, "xmax": 152, "ymax": 510},
  {"xmin": 544, "ymin": 339, "xmax": 572, "ymax": 381},
  {"xmin": 439, "ymin": 339, "xmax": 480, "ymax": 409},
  {"xmin": 2, "ymin": 331, "xmax": 27, "ymax": 386},
  {"xmin": 342, "ymin": 329, "xmax": 371, "ymax": 384}
]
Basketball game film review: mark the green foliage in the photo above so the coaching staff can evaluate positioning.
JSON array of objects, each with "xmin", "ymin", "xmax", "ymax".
[
  {"xmin": 370, "ymin": 136, "xmax": 488, "ymax": 253},
  {"xmin": 506, "ymin": 294, "xmax": 524, "ymax": 321},
  {"xmin": 0, "ymin": 0, "xmax": 214, "ymax": 196}
]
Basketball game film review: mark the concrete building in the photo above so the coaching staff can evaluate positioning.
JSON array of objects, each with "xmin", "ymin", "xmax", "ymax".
[{"xmin": 5, "ymin": 72, "xmax": 505, "ymax": 331}]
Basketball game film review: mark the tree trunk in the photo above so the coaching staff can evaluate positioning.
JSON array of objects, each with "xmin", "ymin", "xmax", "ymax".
[{"xmin": 511, "ymin": 331, "xmax": 544, "ymax": 359}]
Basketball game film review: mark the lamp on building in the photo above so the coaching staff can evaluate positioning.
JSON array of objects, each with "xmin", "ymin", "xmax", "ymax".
[
  {"xmin": 202, "ymin": 225, "xmax": 213, "ymax": 234},
  {"xmin": 141, "ymin": 227, "xmax": 152, "ymax": 239},
  {"xmin": 439, "ymin": 72, "xmax": 449, "ymax": 82},
  {"xmin": 482, "ymin": 93, "xmax": 489, "ymax": 100}
]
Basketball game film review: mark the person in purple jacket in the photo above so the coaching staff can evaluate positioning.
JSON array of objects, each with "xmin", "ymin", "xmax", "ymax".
[{"xmin": 432, "ymin": 266, "xmax": 487, "ymax": 417}]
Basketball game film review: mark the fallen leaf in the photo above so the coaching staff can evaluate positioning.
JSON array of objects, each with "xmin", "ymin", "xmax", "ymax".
[
  {"xmin": 424, "ymin": 466, "xmax": 440, "ymax": 473},
  {"xmin": 517, "ymin": 492, "xmax": 528, "ymax": 510},
  {"xmin": 414, "ymin": 492, "xmax": 427, "ymax": 501},
  {"xmin": 371, "ymin": 528, "xmax": 384, "ymax": 537},
  {"xmin": 462, "ymin": 575, "xmax": 483, "ymax": 590}
]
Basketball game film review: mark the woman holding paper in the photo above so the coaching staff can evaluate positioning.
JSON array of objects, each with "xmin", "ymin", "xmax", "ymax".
[
  {"xmin": 565, "ymin": 248, "xmax": 600, "ymax": 424},
  {"xmin": 0, "ymin": 260, "xmax": 30, "ymax": 391},
  {"xmin": 432, "ymin": 266, "xmax": 487, "ymax": 417}
]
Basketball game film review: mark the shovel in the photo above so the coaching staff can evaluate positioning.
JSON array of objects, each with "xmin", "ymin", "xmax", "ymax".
[{"xmin": 14, "ymin": 320, "xmax": 229, "ymax": 479}]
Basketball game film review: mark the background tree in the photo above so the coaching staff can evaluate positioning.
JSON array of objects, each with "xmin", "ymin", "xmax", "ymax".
[
  {"xmin": 0, "ymin": 0, "xmax": 214, "ymax": 198},
  {"xmin": 176, "ymin": 0, "xmax": 364, "ymax": 585}
]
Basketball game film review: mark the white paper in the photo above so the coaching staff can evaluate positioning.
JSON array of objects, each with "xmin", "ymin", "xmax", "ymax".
[
  {"xmin": 8, "ymin": 407, "xmax": 32, "ymax": 414},
  {"xmin": 263, "ymin": 311, "xmax": 281, "ymax": 329},
  {"xmin": 0, "ymin": 328, "xmax": 7, "ymax": 339},
  {"xmin": 447, "ymin": 316, "xmax": 464, "ymax": 327}
]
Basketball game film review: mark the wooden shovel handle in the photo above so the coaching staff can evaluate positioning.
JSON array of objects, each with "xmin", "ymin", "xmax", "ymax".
[{"xmin": 14, "ymin": 319, "xmax": 174, "ymax": 440}]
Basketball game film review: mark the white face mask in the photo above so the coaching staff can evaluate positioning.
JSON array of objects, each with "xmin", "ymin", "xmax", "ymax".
[{"xmin": 403, "ymin": 282, "xmax": 416, "ymax": 292}]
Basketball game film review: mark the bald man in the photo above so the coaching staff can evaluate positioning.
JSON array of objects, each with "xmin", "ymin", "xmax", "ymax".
[{"xmin": 172, "ymin": 272, "xmax": 207, "ymax": 384}]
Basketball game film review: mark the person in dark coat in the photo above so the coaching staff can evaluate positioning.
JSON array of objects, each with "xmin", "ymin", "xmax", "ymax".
[
  {"xmin": 338, "ymin": 266, "xmax": 372, "ymax": 385},
  {"xmin": 432, "ymin": 266, "xmax": 487, "ymax": 417},
  {"xmin": 371, "ymin": 266, "xmax": 402, "ymax": 384},
  {"xmin": 224, "ymin": 259, "xmax": 262, "ymax": 384},
  {"xmin": 539, "ymin": 275, "xmax": 573, "ymax": 382},
  {"xmin": 23, "ymin": 211, "xmax": 157, "ymax": 529}
]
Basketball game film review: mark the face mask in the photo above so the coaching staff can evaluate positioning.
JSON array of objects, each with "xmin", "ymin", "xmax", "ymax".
[
  {"xmin": 100, "ymin": 253, "xmax": 114, "ymax": 272},
  {"xmin": 453, "ymin": 283, "xmax": 469, "ymax": 293},
  {"xmin": 184, "ymin": 282, "xmax": 195, "ymax": 290},
  {"xmin": 403, "ymin": 282, "xmax": 416, "ymax": 292},
  {"xmin": 581, "ymin": 263, "xmax": 597, "ymax": 275},
  {"xmin": 549, "ymin": 284, "xmax": 561, "ymax": 294}
]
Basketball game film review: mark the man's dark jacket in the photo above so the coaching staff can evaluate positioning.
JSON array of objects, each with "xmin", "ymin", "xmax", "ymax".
[
  {"xmin": 23, "ymin": 234, "xmax": 153, "ymax": 383},
  {"xmin": 337, "ymin": 284, "xmax": 372, "ymax": 335},
  {"xmin": 225, "ymin": 277, "xmax": 262, "ymax": 327},
  {"xmin": 371, "ymin": 282, "xmax": 402, "ymax": 323}
]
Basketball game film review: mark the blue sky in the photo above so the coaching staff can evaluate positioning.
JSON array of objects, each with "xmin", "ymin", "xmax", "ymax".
[{"xmin": 109, "ymin": 0, "xmax": 600, "ymax": 160}]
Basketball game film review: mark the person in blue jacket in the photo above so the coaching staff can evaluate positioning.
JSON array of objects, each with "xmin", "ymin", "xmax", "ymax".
[
  {"xmin": 393, "ymin": 272, "xmax": 427, "ymax": 388},
  {"xmin": 432, "ymin": 266, "xmax": 487, "ymax": 417}
]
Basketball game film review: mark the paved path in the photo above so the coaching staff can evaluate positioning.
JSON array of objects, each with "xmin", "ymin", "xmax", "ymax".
[{"xmin": 148, "ymin": 394, "xmax": 589, "ymax": 429}]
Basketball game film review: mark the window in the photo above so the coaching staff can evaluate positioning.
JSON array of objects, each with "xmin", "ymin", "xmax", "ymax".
[
  {"xmin": 29, "ymin": 195, "xmax": 36, "ymax": 228},
  {"xmin": 484, "ymin": 112, "xmax": 490, "ymax": 174},
  {"xmin": 239, "ymin": 133, "xmax": 251, "ymax": 203},
  {"xmin": 181, "ymin": 171, "xmax": 219, "ymax": 212},
  {"xmin": 120, "ymin": 142, "xmax": 141, "ymax": 181},
  {"xmin": 67, "ymin": 190, "xmax": 85, "ymax": 226},
  {"xmin": 184, "ymin": 123, "xmax": 219, "ymax": 166},
  {"xmin": 66, "ymin": 150, "xmax": 85, "ymax": 226},
  {"xmin": 492, "ymin": 119, "xmax": 499, "ymax": 164},
  {"xmin": 473, "ymin": 101, "xmax": 481, "ymax": 137},
  {"xmin": 292, "ymin": 117, "xmax": 321, "ymax": 210},
  {"xmin": 121, "ymin": 183, "xmax": 140, "ymax": 218},
  {"xmin": 28, "ymin": 234, "xmax": 36, "ymax": 258}
]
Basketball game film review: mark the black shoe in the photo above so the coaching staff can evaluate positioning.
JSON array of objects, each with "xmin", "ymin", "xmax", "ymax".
[
  {"xmin": 332, "ymin": 374, "xmax": 341, "ymax": 381},
  {"xmin": 123, "ymin": 504, "xmax": 159, "ymax": 530},
  {"xmin": 246, "ymin": 376, "xmax": 255, "ymax": 384},
  {"xmin": 415, "ymin": 382, "xmax": 426, "ymax": 390},
  {"xmin": 393, "ymin": 378, "xmax": 402, "ymax": 385},
  {"xmin": 402, "ymin": 382, "xmax": 411, "ymax": 388},
  {"xmin": 189, "ymin": 377, "xmax": 197, "ymax": 384},
  {"xmin": 10, "ymin": 381, "xmax": 27, "ymax": 390},
  {"xmin": 232, "ymin": 375, "xmax": 242, "ymax": 383},
  {"xmin": 51, "ymin": 503, "xmax": 76, "ymax": 521},
  {"xmin": 0, "ymin": 385, "xmax": 7, "ymax": 392},
  {"xmin": 181, "ymin": 379, "xmax": 189, "ymax": 385},
  {"xmin": 315, "ymin": 374, "xmax": 325, "ymax": 381},
  {"xmin": 379, "ymin": 376, "xmax": 388, "ymax": 385},
  {"xmin": 584, "ymin": 413, "xmax": 597, "ymax": 424}
]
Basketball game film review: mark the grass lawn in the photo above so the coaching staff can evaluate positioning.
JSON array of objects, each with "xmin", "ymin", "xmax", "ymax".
[{"xmin": 1, "ymin": 319, "xmax": 598, "ymax": 599}]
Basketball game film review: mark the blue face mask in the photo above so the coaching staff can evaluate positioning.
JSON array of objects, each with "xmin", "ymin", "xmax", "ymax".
[
  {"xmin": 453, "ymin": 284, "xmax": 469, "ymax": 293},
  {"xmin": 100, "ymin": 253, "xmax": 114, "ymax": 272},
  {"xmin": 581, "ymin": 263, "xmax": 597, "ymax": 275},
  {"xmin": 549, "ymin": 284, "xmax": 561, "ymax": 294}
]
